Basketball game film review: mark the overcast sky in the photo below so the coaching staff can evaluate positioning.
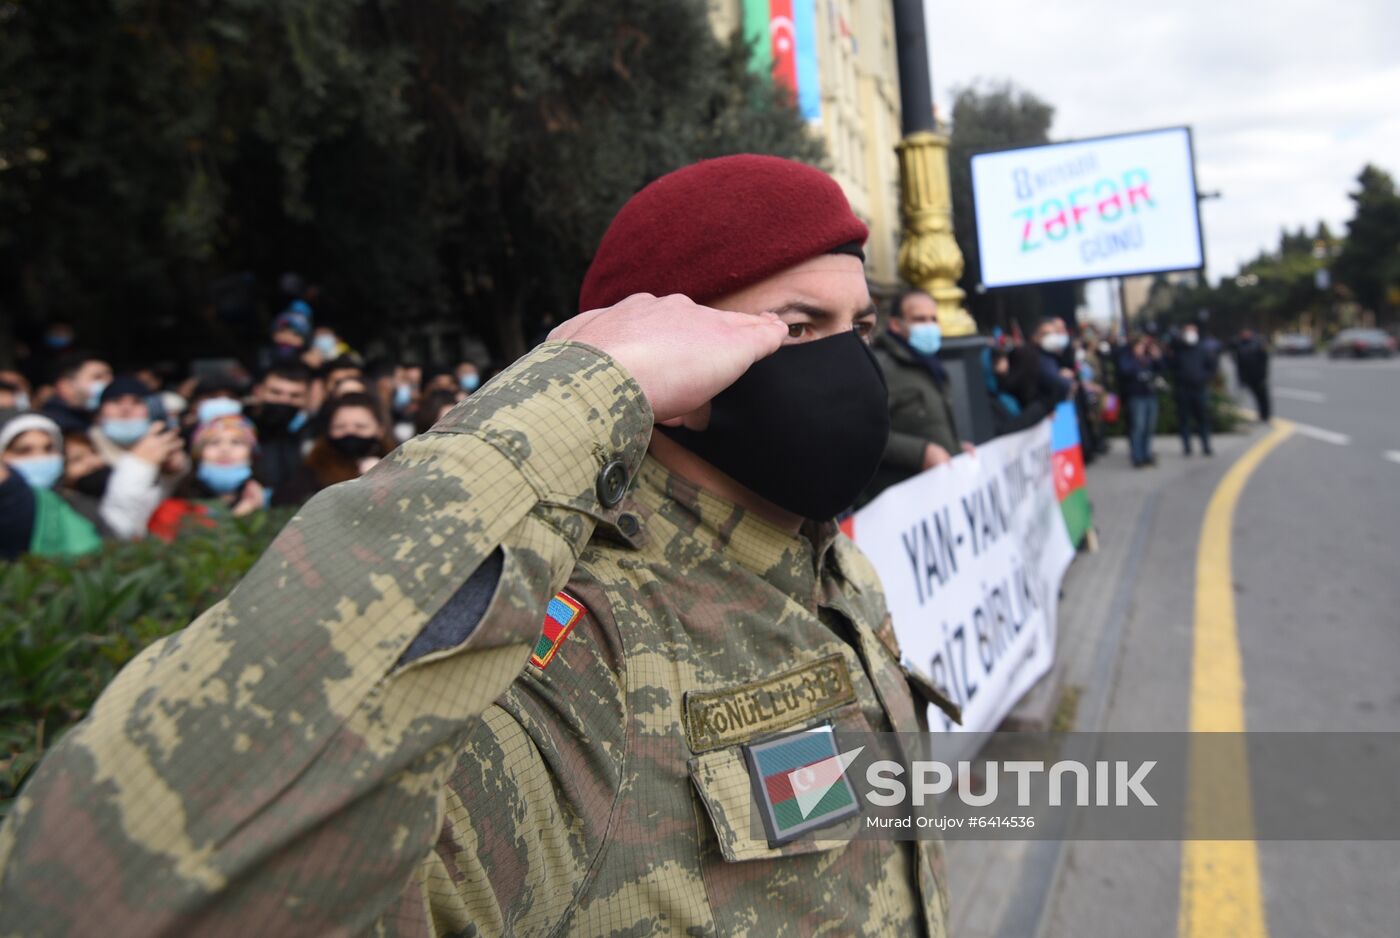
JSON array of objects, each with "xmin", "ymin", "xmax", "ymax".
[{"xmin": 924, "ymin": 0, "xmax": 1400, "ymax": 315}]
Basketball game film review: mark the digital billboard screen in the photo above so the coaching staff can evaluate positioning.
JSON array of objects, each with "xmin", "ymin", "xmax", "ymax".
[{"xmin": 969, "ymin": 126, "xmax": 1204, "ymax": 288}]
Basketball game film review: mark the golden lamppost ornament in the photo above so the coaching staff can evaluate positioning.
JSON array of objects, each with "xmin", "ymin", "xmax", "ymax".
[
  {"xmin": 891, "ymin": 0, "xmax": 996, "ymax": 443},
  {"xmin": 896, "ymin": 130, "xmax": 978, "ymax": 337}
]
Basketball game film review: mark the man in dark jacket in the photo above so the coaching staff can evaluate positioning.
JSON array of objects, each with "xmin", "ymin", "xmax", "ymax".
[
  {"xmin": 1233, "ymin": 329, "xmax": 1271, "ymax": 422},
  {"xmin": 1166, "ymin": 323, "xmax": 1217, "ymax": 455},
  {"xmin": 39, "ymin": 352, "xmax": 113, "ymax": 432},
  {"xmin": 863, "ymin": 289, "xmax": 970, "ymax": 503},
  {"xmin": 249, "ymin": 361, "xmax": 313, "ymax": 498},
  {"xmin": 1030, "ymin": 318, "xmax": 1076, "ymax": 402}
]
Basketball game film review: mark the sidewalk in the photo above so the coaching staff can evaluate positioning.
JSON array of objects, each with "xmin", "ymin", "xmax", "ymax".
[{"xmin": 943, "ymin": 420, "xmax": 1269, "ymax": 938}]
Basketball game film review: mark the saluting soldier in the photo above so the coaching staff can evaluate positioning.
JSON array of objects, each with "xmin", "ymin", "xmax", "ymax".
[{"xmin": 0, "ymin": 155, "xmax": 957, "ymax": 936}]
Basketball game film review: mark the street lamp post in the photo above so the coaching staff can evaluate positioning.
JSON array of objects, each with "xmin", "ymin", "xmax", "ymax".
[
  {"xmin": 891, "ymin": 0, "xmax": 994, "ymax": 441},
  {"xmin": 890, "ymin": 0, "xmax": 976, "ymax": 338}
]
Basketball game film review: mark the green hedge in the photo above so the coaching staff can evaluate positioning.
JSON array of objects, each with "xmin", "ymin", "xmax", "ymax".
[
  {"xmin": 1, "ymin": 510, "xmax": 294, "ymax": 806},
  {"xmin": 1102, "ymin": 386, "xmax": 1243, "ymax": 437}
]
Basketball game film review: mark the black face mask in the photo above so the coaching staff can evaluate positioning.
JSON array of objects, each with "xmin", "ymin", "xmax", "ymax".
[
  {"xmin": 659, "ymin": 330, "xmax": 890, "ymax": 520},
  {"xmin": 254, "ymin": 402, "xmax": 299, "ymax": 435},
  {"xmin": 329, "ymin": 434, "xmax": 379, "ymax": 459},
  {"xmin": 72, "ymin": 466, "xmax": 112, "ymax": 498}
]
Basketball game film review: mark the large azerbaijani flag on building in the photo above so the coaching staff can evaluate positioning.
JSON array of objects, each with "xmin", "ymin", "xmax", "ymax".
[
  {"xmin": 1051, "ymin": 401, "xmax": 1091, "ymax": 547},
  {"xmin": 743, "ymin": 0, "xmax": 821, "ymax": 122}
]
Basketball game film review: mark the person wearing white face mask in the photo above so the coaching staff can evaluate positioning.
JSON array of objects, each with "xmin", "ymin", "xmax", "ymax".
[
  {"xmin": 862, "ymin": 289, "xmax": 975, "ymax": 504},
  {"xmin": 0, "ymin": 412, "xmax": 108, "ymax": 559},
  {"xmin": 1166, "ymin": 323, "xmax": 1218, "ymax": 456},
  {"xmin": 1030, "ymin": 317, "xmax": 1077, "ymax": 404}
]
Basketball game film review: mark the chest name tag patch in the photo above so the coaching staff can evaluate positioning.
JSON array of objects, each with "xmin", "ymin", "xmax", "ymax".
[
  {"xmin": 745, "ymin": 724, "xmax": 863, "ymax": 846},
  {"xmin": 529, "ymin": 591, "xmax": 585, "ymax": 671},
  {"xmin": 684, "ymin": 653, "xmax": 856, "ymax": 753}
]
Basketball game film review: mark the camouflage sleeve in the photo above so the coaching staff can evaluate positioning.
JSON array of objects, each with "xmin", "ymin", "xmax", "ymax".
[{"xmin": 0, "ymin": 341, "xmax": 654, "ymax": 937}]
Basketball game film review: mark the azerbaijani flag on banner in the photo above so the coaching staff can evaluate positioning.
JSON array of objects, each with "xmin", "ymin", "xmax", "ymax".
[
  {"xmin": 1051, "ymin": 402, "xmax": 1091, "ymax": 547},
  {"xmin": 743, "ymin": 0, "xmax": 822, "ymax": 122}
]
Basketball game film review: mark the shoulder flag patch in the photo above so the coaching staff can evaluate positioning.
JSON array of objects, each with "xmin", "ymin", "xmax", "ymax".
[{"xmin": 529, "ymin": 590, "xmax": 586, "ymax": 671}]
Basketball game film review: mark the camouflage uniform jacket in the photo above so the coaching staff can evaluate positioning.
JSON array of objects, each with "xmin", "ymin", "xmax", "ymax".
[{"xmin": 0, "ymin": 342, "xmax": 951, "ymax": 937}]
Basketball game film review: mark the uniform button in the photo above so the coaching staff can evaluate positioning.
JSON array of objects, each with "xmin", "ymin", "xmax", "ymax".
[
  {"xmin": 596, "ymin": 459, "xmax": 629, "ymax": 507},
  {"xmin": 617, "ymin": 512, "xmax": 640, "ymax": 537}
]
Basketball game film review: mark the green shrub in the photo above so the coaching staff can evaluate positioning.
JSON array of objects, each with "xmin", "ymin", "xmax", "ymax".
[
  {"xmin": 1103, "ymin": 383, "xmax": 1243, "ymax": 437},
  {"xmin": 1, "ymin": 510, "xmax": 294, "ymax": 806}
]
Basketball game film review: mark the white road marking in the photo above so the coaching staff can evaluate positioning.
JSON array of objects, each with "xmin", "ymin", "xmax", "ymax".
[
  {"xmin": 1290, "ymin": 422, "xmax": 1350, "ymax": 446},
  {"xmin": 1273, "ymin": 387, "xmax": 1327, "ymax": 403},
  {"xmin": 1383, "ymin": 451, "xmax": 1400, "ymax": 466}
]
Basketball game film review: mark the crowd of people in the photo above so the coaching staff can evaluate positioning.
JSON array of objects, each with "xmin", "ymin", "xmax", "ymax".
[
  {"xmin": 862, "ymin": 299, "xmax": 1114, "ymax": 504},
  {"xmin": 0, "ymin": 307, "xmax": 489, "ymax": 561},
  {"xmin": 2, "ymin": 283, "xmax": 1269, "ymax": 561},
  {"xmin": 861, "ymin": 290, "xmax": 1267, "ymax": 502}
]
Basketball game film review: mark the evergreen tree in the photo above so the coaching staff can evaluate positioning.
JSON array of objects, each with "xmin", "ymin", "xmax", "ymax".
[
  {"xmin": 1333, "ymin": 164, "xmax": 1400, "ymax": 320},
  {"xmin": 0, "ymin": 0, "xmax": 820, "ymax": 367},
  {"xmin": 945, "ymin": 80, "xmax": 1073, "ymax": 335}
]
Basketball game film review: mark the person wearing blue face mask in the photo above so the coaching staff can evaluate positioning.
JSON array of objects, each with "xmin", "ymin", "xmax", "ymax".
[
  {"xmin": 88, "ymin": 375, "xmax": 190, "ymax": 539},
  {"xmin": 39, "ymin": 352, "xmax": 113, "ymax": 432},
  {"xmin": 455, "ymin": 362, "xmax": 482, "ymax": 395},
  {"xmin": 0, "ymin": 376, "xmax": 32, "ymax": 413},
  {"xmin": 149, "ymin": 415, "xmax": 265, "ymax": 540},
  {"xmin": 0, "ymin": 412, "xmax": 106, "ymax": 559},
  {"xmin": 92, "ymin": 376, "xmax": 158, "ymax": 448},
  {"xmin": 860, "ymin": 289, "xmax": 974, "ymax": 505},
  {"xmin": 197, "ymin": 395, "xmax": 244, "ymax": 425},
  {"xmin": 183, "ymin": 375, "xmax": 248, "ymax": 441},
  {"xmin": 311, "ymin": 328, "xmax": 341, "ymax": 361},
  {"xmin": 42, "ymin": 323, "xmax": 75, "ymax": 352}
]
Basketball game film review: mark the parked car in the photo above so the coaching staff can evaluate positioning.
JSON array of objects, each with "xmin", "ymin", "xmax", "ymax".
[
  {"xmin": 1275, "ymin": 332, "xmax": 1315, "ymax": 355},
  {"xmin": 1327, "ymin": 328, "xmax": 1397, "ymax": 359}
]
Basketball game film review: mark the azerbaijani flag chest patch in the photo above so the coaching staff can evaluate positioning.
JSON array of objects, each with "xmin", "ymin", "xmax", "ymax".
[
  {"xmin": 744, "ymin": 723, "xmax": 862, "ymax": 846},
  {"xmin": 528, "ymin": 591, "xmax": 585, "ymax": 671}
]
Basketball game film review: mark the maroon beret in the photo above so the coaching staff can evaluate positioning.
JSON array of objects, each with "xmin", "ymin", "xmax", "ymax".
[{"xmin": 578, "ymin": 154, "xmax": 868, "ymax": 312}]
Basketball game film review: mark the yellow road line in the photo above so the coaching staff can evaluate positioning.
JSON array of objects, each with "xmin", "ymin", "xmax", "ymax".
[{"xmin": 1179, "ymin": 419, "xmax": 1294, "ymax": 938}]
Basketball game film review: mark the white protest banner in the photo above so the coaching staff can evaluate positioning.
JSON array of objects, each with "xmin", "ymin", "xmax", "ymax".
[{"xmin": 846, "ymin": 418, "xmax": 1076, "ymax": 734}]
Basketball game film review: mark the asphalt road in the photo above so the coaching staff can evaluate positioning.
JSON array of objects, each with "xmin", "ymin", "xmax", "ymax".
[
  {"xmin": 1232, "ymin": 355, "xmax": 1400, "ymax": 938},
  {"xmin": 949, "ymin": 353, "xmax": 1400, "ymax": 937}
]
